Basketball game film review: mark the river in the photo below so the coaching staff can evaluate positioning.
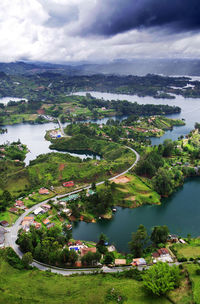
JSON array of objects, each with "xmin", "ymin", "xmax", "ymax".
[{"xmin": 1, "ymin": 92, "xmax": 200, "ymax": 251}]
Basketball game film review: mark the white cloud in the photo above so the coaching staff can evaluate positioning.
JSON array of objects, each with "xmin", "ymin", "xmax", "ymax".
[{"xmin": 0, "ymin": 0, "xmax": 200, "ymax": 63}]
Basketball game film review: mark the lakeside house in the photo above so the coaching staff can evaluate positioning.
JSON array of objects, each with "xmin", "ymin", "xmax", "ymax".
[{"xmin": 152, "ymin": 248, "xmax": 173, "ymax": 263}]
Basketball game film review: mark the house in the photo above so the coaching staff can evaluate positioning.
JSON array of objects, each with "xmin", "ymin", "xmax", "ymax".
[
  {"xmin": 42, "ymin": 204, "xmax": 51, "ymax": 210},
  {"xmin": 152, "ymin": 248, "xmax": 173, "ymax": 263},
  {"xmin": 39, "ymin": 188, "xmax": 49, "ymax": 195},
  {"xmin": 15, "ymin": 200, "xmax": 24, "ymax": 208},
  {"xmin": 21, "ymin": 221, "xmax": 32, "ymax": 232},
  {"xmin": 132, "ymin": 258, "xmax": 147, "ymax": 266},
  {"xmin": 179, "ymin": 239, "xmax": 186, "ymax": 244},
  {"xmin": 43, "ymin": 218, "xmax": 50, "ymax": 225},
  {"xmin": 23, "ymin": 216, "xmax": 34, "ymax": 222},
  {"xmin": 33, "ymin": 222, "xmax": 42, "ymax": 229},
  {"xmin": 80, "ymin": 247, "xmax": 97, "ymax": 257},
  {"xmin": 115, "ymin": 259, "xmax": 127, "ymax": 266},
  {"xmin": 168, "ymin": 234, "xmax": 179, "ymax": 243},
  {"xmin": 62, "ymin": 208, "xmax": 72, "ymax": 216},
  {"xmin": 60, "ymin": 194, "xmax": 79, "ymax": 202},
  {"xmin": 33, "ymin": 207, "xmax": 45, "ymax": 215},
  {"xmin": 0, "ymin": 220, "xmax": 9, "ymax": 227},
  {"xmin": 9, "ymin": 207, "xmax": 18, "ymax": 214},
  {"xmin": 63, "ymin": 181, "xmax": 74, "ymax": 187},
  {"xmin": 46, "ymin": 223, "xmax": 55, "ymax": 229}
]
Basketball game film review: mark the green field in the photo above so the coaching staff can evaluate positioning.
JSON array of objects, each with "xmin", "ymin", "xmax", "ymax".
[
  {"xmin": 0, "ymin": 254, "xmax": 191, "ymax": 304},
  {"xmin": 110, "ymin": 174, "xmax": 161, "ymax": 208},
  {"xmin": 186, "ymin": 264, "xmax": 200, "ymax": 304},
  {"xmin": 172, "ymin": 239, "xmax": 200, "ymax": 260}
]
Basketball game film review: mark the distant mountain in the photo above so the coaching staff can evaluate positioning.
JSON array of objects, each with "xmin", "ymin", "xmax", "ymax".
[{"xmin": 1, "ymin": 59, "xmax": 200, "ymax": 76}]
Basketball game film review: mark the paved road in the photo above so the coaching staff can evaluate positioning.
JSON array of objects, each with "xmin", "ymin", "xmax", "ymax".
[{"xmin": 6, "ymin": 146, "xmax": 140, "ymax": 275}]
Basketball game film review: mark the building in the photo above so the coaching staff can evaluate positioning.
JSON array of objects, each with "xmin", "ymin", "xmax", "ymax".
[
  {"xmin": 0, "ymin": 221, "xmax": 9, "ymax": 227},
  {"xmin": 80, "ymin": 247, "xmax": 97, "ymax": 257},
  {"xmin": 39, "ymin": 188, "xmax": 49, "ymax": 195},
  {"xmin": 42, "ymin": 204, "xmax": 51, "ymax": 210},
  {"xmin": 132, "ymin": 258, "xmax": 147, "ymax": 266},
  {"xmin": 152, "ymin": 248, "xmax": 173, "ymax": 263},
  {"xmin": 9, "ymin": 207, "xmax": 18, "ymax": 214},
  {"xmin": 115, "ymin": 259, "xmax": 127, "ymax": 266},
  {"xmin": 46, "ymin": 223, "xmax": 55, "ymax": 229},
  {"xmin": 43, "ymin": 218, "xmax": 51, "ymax": 225},
  {"xmin": 15, "ymin": 200, "xmax": 24, "ymax": 208},
  {"xmin": 63, "ymin": 181, "xmax": 74, "ymax": 187},
  {"xmin": 33, "ymin": 207, "xmax": 45, "ymax": 215}
]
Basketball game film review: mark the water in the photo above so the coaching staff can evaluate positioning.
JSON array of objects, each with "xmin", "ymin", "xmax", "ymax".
[
  {"xmin": 74, "ymin": 91, "xmax": 200, "ymax": 144},
  {"xmin": 2, "ymin": 91, "xmax": 200, "ymax": 249},
  {"xmin": 0, "ymin": 97, "xmax": 27, "ymax": 105},
  {"xmin": 0, "ymin": 122, "xmax": 100, "ymax": 165},
  {"xmin": 72, "ymin": 91, "xmax": 200, "ymax": 250},
  {"xmin": 73, "ymin": 178, "xmax": 200, "ymax": 252}
]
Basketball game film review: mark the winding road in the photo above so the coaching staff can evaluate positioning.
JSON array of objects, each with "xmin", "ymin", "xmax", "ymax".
[{"xmin": 6, "ymin": 146, "xmax": 140, "ymax": 275}]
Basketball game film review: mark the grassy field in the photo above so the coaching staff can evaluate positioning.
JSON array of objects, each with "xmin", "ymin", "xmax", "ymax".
[
  {"xmin": 0, "ymin": 211, "xmax": 18, "ymax": 225},
  {"xmin": 186, "ymin": 264, "xmax": 200, "ymax": 304},
  {"xmin": 172, "ymin": 239, "xmax": 200, "ymax": 260},
  {"xmin": 110, "ymin": 174, "xmax": 161, "ymax": 208},
  {"xmin": 0, "ymin": 254, "xmax": 188, "ymax": 304}
]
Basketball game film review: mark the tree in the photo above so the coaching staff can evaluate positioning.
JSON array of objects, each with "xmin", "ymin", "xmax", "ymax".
[
  {"xmin": 152, "ymin": 168, "xmax": 173, "ymax": 196},
  {"xmin": 68, "ymin": 250, "xmax": 78, "ymax": 265},
  {"xmin": 81, "ymin": 251, "xmax": 101, "ymax": 266},
  {"xmin": 143, "ymin": 262, "xmax": 180, "ymax": 296},
  {"xmin": 150, "ymin": 226, "xmax": 169, "ymax": 245},
  {"xmin": 96, "ymin": 233, "xmax": 108, "ymax": 254},
  {"xmin": 22, "ymin": 252, "xmax": 33, "ymax": 268},
  {"xmin": 129, "ymin": 225, "xmax": 148, "ymax": 258},
  {"xmin": 103, "ymin": 252, "xmax": 114, "ymax": 265}
]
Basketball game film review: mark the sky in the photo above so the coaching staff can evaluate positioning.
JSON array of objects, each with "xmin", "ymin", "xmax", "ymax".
[{"xmin": 1, "ymin": 0, "xmax": 200, "ymax": 63}]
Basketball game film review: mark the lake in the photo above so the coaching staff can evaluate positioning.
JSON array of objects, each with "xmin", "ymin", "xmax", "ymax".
[{"xmin": 1, "ymin": 92, "xmax": 200, "ymax": 250}]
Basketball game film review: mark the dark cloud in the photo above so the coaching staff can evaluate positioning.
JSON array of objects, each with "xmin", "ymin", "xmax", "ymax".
[
  {"xmin": 39, "ymin": 1, "xmax": 79, "ymax": 28},
  {"xmin": 80, "ymin": 0, "xmax": 200, "ymax": 36}
]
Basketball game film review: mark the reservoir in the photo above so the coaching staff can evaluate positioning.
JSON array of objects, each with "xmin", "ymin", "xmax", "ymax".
[{"xmin": 1, "ymin": 92, "xmax": 200, "ymax": 251}]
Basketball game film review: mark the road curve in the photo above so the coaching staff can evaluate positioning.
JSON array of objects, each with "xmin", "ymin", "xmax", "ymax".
[{"xmin": 7, "ymin": 146, "xmax": 140, "ymax": 275}]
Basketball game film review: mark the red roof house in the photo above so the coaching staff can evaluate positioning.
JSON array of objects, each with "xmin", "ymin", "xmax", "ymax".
[
  {"xmin": 39, "ymin": 188, "xmax": 49, "ymax": 195},
  {"xmin": 63, "ymin": 181, "xmax": 74, "ymax": 187}
]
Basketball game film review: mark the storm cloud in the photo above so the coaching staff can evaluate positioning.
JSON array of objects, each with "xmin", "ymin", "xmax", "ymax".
[
  {"xmin": 80, "ymin": 0, "xmax": 200, "ymax": 36},
  {"xmin": 0, "ymin": 0, "xmax": 200, "ymax": 63}
]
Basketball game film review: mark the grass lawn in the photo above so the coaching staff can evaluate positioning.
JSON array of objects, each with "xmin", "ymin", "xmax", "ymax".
[
  {"xmin": 172, "ymin": 239, "xmax": 200, "ymax": 259},
  {"xmin": 0, "ymin": 211, "xmax": 18, "ymax": 225},
  {"xmin": 0, "ymin": 255, "xmax": 173, "ymax": 304},
  {"xmin": 111, "ymin": 174, "xmax": 161, "ymax": 208},
  {"xmin": 186, "ymin": 263, "xmax": 200, "ymax": 304}
]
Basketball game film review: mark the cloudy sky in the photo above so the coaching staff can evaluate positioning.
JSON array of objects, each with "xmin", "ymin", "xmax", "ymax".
[{"xmin": 1, "ymin": 0, "xmax": 200, "ymax": 63}]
